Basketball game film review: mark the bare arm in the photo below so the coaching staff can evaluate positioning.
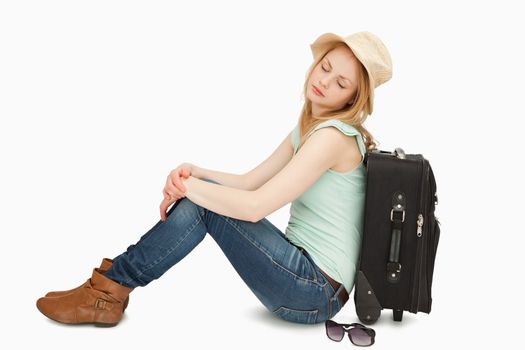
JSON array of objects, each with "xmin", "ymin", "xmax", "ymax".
[
  {"xmin": 242, "ymin": 131, "xmax": 294, "ymax": 190},
  {"xmin": 251, "ymin": 127, "xmax": 361, "ymax": 222},
  {"xmin": 190, "ymin": 164, "xmax": 249, "ymax": 190},
  {"xmin": 180, "ymin": 127, "xmax": 359, "ymax": 223},
  {"xmin": 189, "ymin": 130, "xmax": 293, "ymax": 191},
  {"xmin": 180, "ymin": 176, "xmax": 254, "ymax": 221}
]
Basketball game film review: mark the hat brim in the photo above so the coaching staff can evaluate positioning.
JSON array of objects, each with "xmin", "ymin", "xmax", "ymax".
[{"xmin": 310, "ymin": 33, "xmax": 374, "ymax": 114}]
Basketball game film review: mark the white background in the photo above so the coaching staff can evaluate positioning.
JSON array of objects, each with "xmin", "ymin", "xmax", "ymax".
[{"xmin": 1, "ymin": 0, "xmax": 523, "ymax": 349}]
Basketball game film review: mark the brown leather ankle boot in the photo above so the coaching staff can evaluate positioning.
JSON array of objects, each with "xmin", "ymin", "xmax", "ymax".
[
  {"xmin": 36, "ymin": 267, "xmax": 133, "ymax": 327},
  {"xmin": 45, "ymin": 258, "xmax": 129, "ymax": 311}
]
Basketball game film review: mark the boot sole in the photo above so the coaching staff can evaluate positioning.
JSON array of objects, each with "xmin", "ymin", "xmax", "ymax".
[
  {"xmin": 38, "ymin": 303, "xmax": 122, "ymax": 327},
  {"xmin": 94, "ymin": 322, "xmax": 118, "ymax": 327},
  {"xmin": 43, "ymin": 315, "xmax": 119, "ymax": 327}
]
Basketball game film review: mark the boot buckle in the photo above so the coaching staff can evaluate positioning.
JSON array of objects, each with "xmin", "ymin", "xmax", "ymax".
[{"xmin": 95, "ymin": 298, "xmax": 107, "ymax": 310}]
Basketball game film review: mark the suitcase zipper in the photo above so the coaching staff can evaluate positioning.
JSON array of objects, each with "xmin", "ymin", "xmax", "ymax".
[
  {"xmin": 416, "ymin": 214, "xmax": 424, "ymax": 237},
  {"xmin": 411, "ymin": 160, "xmax": 428, "ymax": 312},
  {"xmin": 411, "ymin": 213, "xmax": 424, "ymax": 312}
]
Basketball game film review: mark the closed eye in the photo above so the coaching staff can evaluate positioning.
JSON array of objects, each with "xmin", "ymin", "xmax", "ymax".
[{"xmin": 321, "ymin": 64, "xmax": 346, "ymax": 89}]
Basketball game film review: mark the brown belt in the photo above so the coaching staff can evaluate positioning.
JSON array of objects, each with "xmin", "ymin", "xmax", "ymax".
[
  {"xmin": 296, "ymin": 246, "xmax": 349, "ymax": 306},
  {"xmin": 318, "ymin": 268, "xmax": 349, "ymax": 306}
]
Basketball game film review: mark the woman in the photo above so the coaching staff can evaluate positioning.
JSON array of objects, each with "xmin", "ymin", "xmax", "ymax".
[{"xmin": 36, "ymin": 31, "xmax": 392, "ymax": 326}]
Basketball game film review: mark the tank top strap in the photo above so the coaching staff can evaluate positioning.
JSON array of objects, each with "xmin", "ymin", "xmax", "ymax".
[{"xmin": 293, "ymin": 119, "xmax": 366, "ymax": 157}]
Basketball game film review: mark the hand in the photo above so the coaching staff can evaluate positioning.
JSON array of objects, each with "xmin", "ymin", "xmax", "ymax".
[{"xmin": 159, "ymin": 163, "xmax": 192, "ymax": 221}]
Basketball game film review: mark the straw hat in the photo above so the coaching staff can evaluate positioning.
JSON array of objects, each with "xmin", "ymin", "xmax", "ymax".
[{"xmin": 310, "ymin": 31, "xmax": 392, "ymax": 114}]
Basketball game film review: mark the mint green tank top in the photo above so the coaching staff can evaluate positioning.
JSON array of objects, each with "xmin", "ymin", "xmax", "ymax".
[{"xmin": 285, "ymin": 119, "xmax": 367, "ymax": 294}]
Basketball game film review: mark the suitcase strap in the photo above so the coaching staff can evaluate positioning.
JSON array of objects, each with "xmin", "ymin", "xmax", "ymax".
[{"xmin": 387, "ymin": 191, "xmax": 406, "ymax": 284}]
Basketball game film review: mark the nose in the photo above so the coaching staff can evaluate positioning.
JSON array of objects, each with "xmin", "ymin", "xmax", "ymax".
[{"xmin": 319, "ymin": 77, "xmax": 329, "ymax": 89}]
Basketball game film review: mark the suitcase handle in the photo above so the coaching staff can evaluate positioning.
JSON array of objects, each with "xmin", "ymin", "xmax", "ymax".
[
  {"xmin": 394, "ymin": 147, "xmax": 406, "ymax": 159},
  {"xmin": 387, "ymin": 191, "xmax": 406, "ymax": 284},
  {"xmin": 369, "ymin": 147, "xmax": 406, "ymax": 159}
]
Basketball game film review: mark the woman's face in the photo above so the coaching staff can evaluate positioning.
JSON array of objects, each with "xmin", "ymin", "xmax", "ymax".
[{"xmin": 306, "ymin": 45, "xmax": 361, "ymax": 117}]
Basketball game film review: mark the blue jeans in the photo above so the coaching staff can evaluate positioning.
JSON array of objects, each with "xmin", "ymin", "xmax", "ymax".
[{"xmin": 103, "ymin": 179, "xmax": 345, "ymax": 324}]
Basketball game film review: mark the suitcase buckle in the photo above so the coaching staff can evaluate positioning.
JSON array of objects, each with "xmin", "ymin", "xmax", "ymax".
[
  {"xmin": 390, "ymin": 209, "xmax": 405, "ymax": 223},
  {"xmin": 387, "ymin": 262, "xmax": 402, "ymax": 283}
]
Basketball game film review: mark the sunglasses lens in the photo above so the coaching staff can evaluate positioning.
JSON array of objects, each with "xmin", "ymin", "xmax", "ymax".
[
  {"xmin": 326, "ymin": 322, "xmax": 344, "ymax": 341},
  {"xmin": 349, "ymin": 327, "xmax": 372, "ymax": 346}
]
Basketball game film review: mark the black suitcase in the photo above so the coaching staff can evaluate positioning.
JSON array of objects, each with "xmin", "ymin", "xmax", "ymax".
[{"xmin": 354, "ymin": 147, "xmax": 440, "ymax": 324}]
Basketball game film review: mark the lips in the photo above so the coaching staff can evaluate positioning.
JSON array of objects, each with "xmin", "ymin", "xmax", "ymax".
[{"xmin": 312, "ymin": 85, "xmax": 324, "ymax": 97}]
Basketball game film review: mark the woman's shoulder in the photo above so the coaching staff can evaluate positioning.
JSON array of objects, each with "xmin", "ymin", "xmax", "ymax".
[
  {"xmin": 309, "ymin": 119, "xmax": 362, "ymax": 138},
  {"xmin": 313, "ymin": 120, "xmax": 366, "ymax": 159}
]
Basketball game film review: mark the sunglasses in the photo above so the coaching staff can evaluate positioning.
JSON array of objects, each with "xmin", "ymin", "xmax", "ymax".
[{"xmin": 325, "ymin": 320, "xmax": 376, "ymax": 346}]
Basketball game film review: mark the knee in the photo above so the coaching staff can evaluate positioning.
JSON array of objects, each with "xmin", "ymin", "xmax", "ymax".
[
  {"xmin": 165, "ymin": 197, "xmax": 203, "ymax": 222},
  {"xmin": 164, "ymin": 178, "xmax": 218, "ymax": 221}
]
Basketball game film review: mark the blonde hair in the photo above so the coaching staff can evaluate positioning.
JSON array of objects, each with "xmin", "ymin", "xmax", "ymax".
[{"xmin": 296, "ymin": 43, "xmax": 379, "ymax": 151}]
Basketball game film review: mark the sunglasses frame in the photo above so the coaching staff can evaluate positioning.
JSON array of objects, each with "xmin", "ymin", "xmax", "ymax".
[{"xmin": 325, "ymin": 320, "xmax": 376, "ymax": 347}]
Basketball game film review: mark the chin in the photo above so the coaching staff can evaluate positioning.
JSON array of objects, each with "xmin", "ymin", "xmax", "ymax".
[{"xmin": 306, "ymin": 90, "xmax": 317, "ymax": 102}]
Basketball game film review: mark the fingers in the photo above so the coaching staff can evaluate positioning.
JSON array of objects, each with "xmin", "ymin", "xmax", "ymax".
[
  {"xmin": 161, "ymin": 166, "xmax": 192, "ymax": 221},
  {"xmin": 165, "ymin": 173, "xmax": 186, "ymax": 199},
  {"xmin": 161, "ymin": 184, "xmax": 186, "ymax": 221},
  {"xmin": 160, "ymin": 198, "xmax": 168, "ymax": 221},
  {"xmin": 159, "ymin": 196, "xmax": 176, "ymax": 222},
  {"xmin": 163, "ymin": 187, "xmax": 183, "ymax": 202},
  {"xmin": 172, "ymin": 169, "xmax": 187, "ymax": 192},
  {"xmin": 173, "ymin": 176, "xmax": 185, "ymax": 193}
]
